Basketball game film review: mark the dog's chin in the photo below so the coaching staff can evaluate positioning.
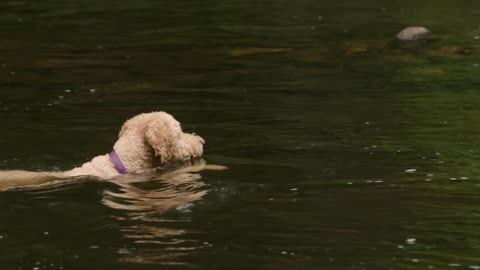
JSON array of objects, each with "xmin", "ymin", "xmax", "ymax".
[
  {"xmin": 150, "ymin": 156, "xmax": 165, "ymax": 168},
  {"xmin": 153, "ymin": 158, "xmax": 205, "ymax": 173},
  {"xmin": 150, "ymin": 151, "xmax": 202, "ymax": 169}
]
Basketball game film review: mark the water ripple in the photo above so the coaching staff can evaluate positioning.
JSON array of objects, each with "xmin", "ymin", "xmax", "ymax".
[{"xmin": 101, "ymin": 161, "xmax": 211, "ymax": 264}]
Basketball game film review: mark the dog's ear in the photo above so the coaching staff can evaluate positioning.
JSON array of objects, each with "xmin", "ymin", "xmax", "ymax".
[{"xmin": 144, "ymin": 119, "xmax": 182, "ymax": 163}]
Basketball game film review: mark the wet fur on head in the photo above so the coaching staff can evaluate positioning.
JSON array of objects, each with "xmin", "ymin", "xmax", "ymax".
[{"xmin": 118, "ymin": 112, "xmax": 205, "ymax": 164}]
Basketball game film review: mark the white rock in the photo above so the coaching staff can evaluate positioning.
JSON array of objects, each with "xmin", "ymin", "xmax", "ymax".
[{"xmin": 397, "ymin": 26, "xmax": 431, "ymax": 41}]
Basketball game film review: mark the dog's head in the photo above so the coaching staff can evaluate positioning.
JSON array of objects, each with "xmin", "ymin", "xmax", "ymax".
[{"xmin": 118, "ymin": 112, "xmax": 205, "ymax": 164}]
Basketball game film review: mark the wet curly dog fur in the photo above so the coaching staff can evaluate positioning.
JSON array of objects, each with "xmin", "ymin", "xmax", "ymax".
[{"xmin": 0, "ymin": 112, "xmax": 224, "ymax": 190}]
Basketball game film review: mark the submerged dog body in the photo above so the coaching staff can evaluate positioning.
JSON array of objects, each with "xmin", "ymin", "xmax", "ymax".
[
  {"xmin": 65, "ymin": 112, "xmax": 205, "ymax": 179},
  {"xmin": 0, "ymin": 112, "xmax": 207, "ymax": 190}
]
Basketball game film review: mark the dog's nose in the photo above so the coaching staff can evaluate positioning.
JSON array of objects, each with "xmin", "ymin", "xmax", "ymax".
[{"xmin": 196, "ymin": 135, "xmax": 205, "ymax": 144}]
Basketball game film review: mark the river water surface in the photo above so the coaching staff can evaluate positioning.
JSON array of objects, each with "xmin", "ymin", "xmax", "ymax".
[{"xmin": 1, "ymin": 0, "xmax": 480, "ymax": 269}]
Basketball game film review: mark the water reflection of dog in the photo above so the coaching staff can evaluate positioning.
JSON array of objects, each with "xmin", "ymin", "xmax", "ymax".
[
  {"xmin": 102, "ymin": 158, "xmax": 223, "ymax": 265},
  {"xmin": 104, "ymin": 159, "xmax": 220, "ymax": 214}
]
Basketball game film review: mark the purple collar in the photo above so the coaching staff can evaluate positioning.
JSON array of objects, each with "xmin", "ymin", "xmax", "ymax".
[{"xmin": 109, "ymin": 150, "xmax": 128, "ymax": 174}]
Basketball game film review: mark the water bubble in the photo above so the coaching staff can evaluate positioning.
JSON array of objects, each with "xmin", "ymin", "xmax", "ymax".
[
  {"xmin": 411, "ymin": 259, "xmax": 419, "ymax": 263},
  {"xmin": 64, "ymin": 89, "xmax": 72, "ymax": 93},
  {"xmin": 317, "ymin": 15, "xmax": 323, "ymax": 21},
  {"xmin": 281, "ymin": 251, "xmax": 288, "ymax": 255},
  {"xmin": 460, "ymin": 177, "xmax": 469, "ymax": 180},
  {"xmin": 406, "ymin": 238, "xmax": 416, "ymax": 245},
  {"xmin": 117, "ymin": 248, "xmax": 130, "ymax": 254},
  {"xmin": 448, "ymin": 263, "xmax": 461, "ymax": 267},
  {"xmin": 90, "ymin": 88, "xmax": 96, "ymax": 93},
  {"xmin": 405, "ymin": 169, "xmax": 417, "ymax": 173},
  {"xmin": 469, "ymin": 266, "xmax": 480, "ymax": 270},
  {"xmin": 44, "ymin": 232, "xmax": 49, "ymax": 235},
  {"xmin": 289, "ymin": 188, "xmax": 298, "ymax": 191}
]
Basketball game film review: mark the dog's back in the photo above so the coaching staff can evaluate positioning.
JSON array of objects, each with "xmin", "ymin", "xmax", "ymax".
[{"xmin": 0, "ymin": 171, "xmax": 62, "ymax": 191}]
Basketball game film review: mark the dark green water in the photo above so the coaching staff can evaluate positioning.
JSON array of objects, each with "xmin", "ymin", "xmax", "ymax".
[{"xmin": 1, "ymin": 0, "xmax": 480, "ymax": 269}]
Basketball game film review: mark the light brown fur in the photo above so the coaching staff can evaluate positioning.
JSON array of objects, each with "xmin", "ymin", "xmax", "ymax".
[{"xmin": 0, "ymin": 112, "xmax": 219, "ymax": 191}]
